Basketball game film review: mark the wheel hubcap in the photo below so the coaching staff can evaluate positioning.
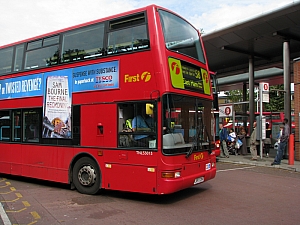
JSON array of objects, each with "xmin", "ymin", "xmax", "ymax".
[{"xmin": 78, "ymin": 165, "xmax": 96, "ymax": 186}]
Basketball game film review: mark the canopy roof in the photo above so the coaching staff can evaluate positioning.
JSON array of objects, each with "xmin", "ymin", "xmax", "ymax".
[{"xmin": 202, "ymin": 2, "xmax": 300, "ymax": 90}]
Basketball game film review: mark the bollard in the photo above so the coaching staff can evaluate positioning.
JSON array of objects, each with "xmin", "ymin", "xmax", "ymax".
[{"xmin": 288, "ymin": 134, "xmax": 294, "ymax": 165}]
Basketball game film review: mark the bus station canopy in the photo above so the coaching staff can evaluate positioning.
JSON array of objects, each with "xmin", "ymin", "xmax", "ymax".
[{"xmin": 202, "ymin": 2, "xmax": 300, "ymax": 91}]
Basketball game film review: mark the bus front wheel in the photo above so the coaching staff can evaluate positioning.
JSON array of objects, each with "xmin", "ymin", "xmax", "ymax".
[{"xmin": 72, "ymin": 157, "xmax": 101, "ymax": 195}]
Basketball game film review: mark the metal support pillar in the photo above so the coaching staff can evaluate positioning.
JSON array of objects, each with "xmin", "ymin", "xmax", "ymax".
[
  {"xmin": 249, "ymin": 56, "xmax": 255, "ymax": 134},
  {"xmin": 283, "ymin": 41, "xmax": 291, "ymax": 158},
  {"xmin": 243, "ymin": 83, "xmax": 248, "ymax": 128}
]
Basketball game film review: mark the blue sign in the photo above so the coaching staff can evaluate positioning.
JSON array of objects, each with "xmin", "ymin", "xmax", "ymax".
[
  {"xmin": 72, "ymin": 61, "xmax": 119, "ymax": 92},
  {"xmin": 0, "ymin": 74, "xmax": 43, "ymax": 100},
  {"xmin": 0, "ymin": 60, "xmax": 119, "ymax": 101}
]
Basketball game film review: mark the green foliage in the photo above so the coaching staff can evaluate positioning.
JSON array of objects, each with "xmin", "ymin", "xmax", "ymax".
[
  {"xmin": 224, "ymin": 85, "xmax": 284, "ymax": 112},
  {"xmin": 224, "ymin": 90, "xmax": 246, "ymax": 112},
  {"xmin": 265, "ymin": 84, "xmax": 284, "ymax": 112}
]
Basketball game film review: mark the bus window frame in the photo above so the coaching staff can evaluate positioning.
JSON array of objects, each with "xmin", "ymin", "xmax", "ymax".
[{"xmin": 118, "ymin": 101, "xmax": 157, "ymax": 149}]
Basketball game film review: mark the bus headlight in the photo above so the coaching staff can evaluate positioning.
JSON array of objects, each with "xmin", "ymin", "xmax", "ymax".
[
  {"xmin": 216, "ymin": 140, "xmax": 220, "ymax": 148},
  {"xmin": 161, "ymin": 171, "xmax": 181, "ymax": 178}
]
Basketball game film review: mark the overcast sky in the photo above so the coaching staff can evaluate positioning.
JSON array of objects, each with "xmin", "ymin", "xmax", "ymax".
[{"xmin": 0, "ymin": 0, "xmax": 299, "ymax": 47}]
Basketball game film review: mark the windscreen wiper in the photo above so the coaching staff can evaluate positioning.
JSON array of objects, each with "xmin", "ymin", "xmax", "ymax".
[
  {"xmin": 204, "ymin": 125, "xmax": 212, "ymax": 154},
  {"xmin": 186, "ymin": 125, "xmax": 201, "ymax": 158},
  {"xmin": 168, "ymin": 38, "xmax": 194, "ymax": 50},
  {"xmin": 186, "ymin": 141, "xmax": 195, "ymax": 158}
]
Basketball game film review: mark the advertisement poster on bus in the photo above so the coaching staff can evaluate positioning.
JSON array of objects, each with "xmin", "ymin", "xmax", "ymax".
[
  {"xmin": 72, "ymin": 60, "xmax": 119, "ymax": 93},
  {"xmin": 43, "ymin": 69, "xmax": 72, "ymax": 139},
  {"xmin": 0, "ymin": 74, "xmax": 43, "ymax": 100}
]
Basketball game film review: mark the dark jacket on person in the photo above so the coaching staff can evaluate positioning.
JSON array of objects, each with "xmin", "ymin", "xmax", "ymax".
[{"xmin": 220, "ymin": 128, "xmax": 228, "ymax": 142}]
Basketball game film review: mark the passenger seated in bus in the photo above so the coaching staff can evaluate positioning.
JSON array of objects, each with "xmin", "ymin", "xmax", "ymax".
[{"xmin": 132, "ymin": 104, "xmax": 154, "ymax": 147}]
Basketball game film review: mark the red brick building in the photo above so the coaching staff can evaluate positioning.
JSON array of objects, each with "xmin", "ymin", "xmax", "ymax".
[{"xmin": 294, "ymin": 60, "xmax": 300, "ymax": 160}]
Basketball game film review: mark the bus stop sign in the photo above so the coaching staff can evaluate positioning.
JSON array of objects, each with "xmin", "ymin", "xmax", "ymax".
[
  {"xmin": 219, "ymin": 105, "xmax": 232, "ymax": 117},
  {"xmin": 260, "ymin": 82, "xmax": 269, "ymax": 103}
]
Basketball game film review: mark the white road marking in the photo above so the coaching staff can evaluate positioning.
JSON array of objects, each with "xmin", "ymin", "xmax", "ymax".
[
  {"xmin": 217, "ymin": 166, "xmax": 256, "ymax": 172},
  {"xmin": 0, "ymin": 203, "xmax": 12, "ymax": 225}
]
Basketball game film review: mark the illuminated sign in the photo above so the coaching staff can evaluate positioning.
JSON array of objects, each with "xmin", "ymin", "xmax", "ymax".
[{"xmin": 168, "ymin": 58, "xmax": 211, "ymax": 95}]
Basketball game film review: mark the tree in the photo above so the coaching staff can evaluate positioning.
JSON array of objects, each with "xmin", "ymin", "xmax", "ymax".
[
  {"xmin": 265, "ymin": 84, "xmax": 284, "ymax": 112},
  {"xmin": 223, "ymin": 84, "xmax": 284, "ymax": 112},
  {"xmin": 224, "ymin": 89, "xmax": 246, "ymax": 112}
]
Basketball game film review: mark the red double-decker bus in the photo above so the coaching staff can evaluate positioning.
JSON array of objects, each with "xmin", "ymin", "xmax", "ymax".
[{"xmin": 0, "ymin": 5, "xmax": 217, "ymax": 195}]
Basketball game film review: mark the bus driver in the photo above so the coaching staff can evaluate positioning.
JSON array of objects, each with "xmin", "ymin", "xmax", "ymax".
[{"xmin": 132, "ymin": 104, "xmax": 154, "ymax": 147}]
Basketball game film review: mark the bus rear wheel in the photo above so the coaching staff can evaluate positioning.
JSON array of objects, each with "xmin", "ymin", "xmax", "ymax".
[{"xmin": 72, "ymin": 157, "xmax": 101, "ymax": 195}]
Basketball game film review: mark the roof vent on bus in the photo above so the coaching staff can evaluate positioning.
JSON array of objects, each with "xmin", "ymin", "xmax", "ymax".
[{"xmin": 109, "ymin": 13, "xmax": 146, "ymax": 30}]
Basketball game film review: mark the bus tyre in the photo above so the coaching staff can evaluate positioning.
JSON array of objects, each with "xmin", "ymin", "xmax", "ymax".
[{"xmin": 73, "ymin": 157, "xmax": 101, "ymax": 195}]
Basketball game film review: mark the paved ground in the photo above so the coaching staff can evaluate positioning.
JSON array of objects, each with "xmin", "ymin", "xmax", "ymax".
[{"xmin": 217, "ymin": 148, "xmax": 300, "ymax": 172}]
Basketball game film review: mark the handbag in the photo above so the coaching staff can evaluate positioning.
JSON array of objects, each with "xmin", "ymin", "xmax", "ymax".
[
  {"xmin": 235, "ymin": 139, "xmax": 243, "ymax": 149},
  {"xmin": 237, "ymin": 139, "xmax": 243, "ymax": 146}
]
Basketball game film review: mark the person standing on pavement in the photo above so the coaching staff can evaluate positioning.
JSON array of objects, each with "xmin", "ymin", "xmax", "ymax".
[
  {"xmin": 264, "ymin": 123, "xmax": 272, "ymax": 157},
  {"xmin": 238, "ymin": 126, "xmax": 247, "ymax": 155},
  {"xmin": 250, "ymin": 121, "xmax": 259, "ymax": 160},
  {"xmin": 271, "ymin": 118, "xmax": 290, "ymax": 166},
  {"xmin": 219, "ymin": 123, "xmax": 229, "ymax": 158}
]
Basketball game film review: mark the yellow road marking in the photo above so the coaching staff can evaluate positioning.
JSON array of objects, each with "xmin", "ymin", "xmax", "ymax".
[
  {"xmin": 0, "ymin": 187, "xmax": 16, "ymax": 194},
  {"xmin": 1, "ymin": 193, "xmax": 23, "ymax": 203},
  {"xmin": 23, "ymin": 201, "xmax": 30, "ymax": 207},
  {"xmin": 0, "ymin": 182, "xmax": 11, "ymax": 188},
  {"xmin": 16, "ymin": 193, "xmax": 22, "ymax": 198},
  {"xmin": 31, "ymin": 211, "xmax": 41, "ymax": 220},
  {"xmin": 0, "ymin": 179, "xmax": 42, "ymax": 224},
  {"xmin": 6, "ymin": 207, "xmax": 27, "ymax": 213}
]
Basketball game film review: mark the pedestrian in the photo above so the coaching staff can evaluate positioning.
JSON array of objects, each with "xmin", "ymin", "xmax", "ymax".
[
  {"xmin": 273, "ymin": 123, "xmax": 283, "ymax": 151},
  {"xmin": 250, "ymin": 121, "xmax": 259, "ymax": 160},
  {"xmin": 219, "ymin": 123, "xmax": 229, "ymax": 158},
  {"xmin": 264, "ymin": 123, "xmax": 272, "ymax": 157},
  {"xmin": 238, "ymin": 126, "xmax": 247, "ymax": 155},
  {"xmin": 271, "ymin": 118, "xmax": 290, "ymax": 165}
]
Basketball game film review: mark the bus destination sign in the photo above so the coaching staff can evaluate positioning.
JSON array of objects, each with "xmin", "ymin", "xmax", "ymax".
[{"xmin": 168, "ymin": 58, "xmax": 210, "ymax": 95}]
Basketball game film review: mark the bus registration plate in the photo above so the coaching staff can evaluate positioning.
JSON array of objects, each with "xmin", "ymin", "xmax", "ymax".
[{"xmin": 194, "ymin": 177, "xmax": 204, "ymax": 185}]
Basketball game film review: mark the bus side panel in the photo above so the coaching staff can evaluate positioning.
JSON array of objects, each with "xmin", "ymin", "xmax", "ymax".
[
  {"xmin": 0, "ymin": 143, "xmax": 14, "ymax": 174},
  {"xmin": 81, "ymin": 104, "xmax": 117, "ymax": 147},
  {"xmin": 21, "ymin": 145, "xmax": 58, "ymax": 181},
  {"xmin": 103, "ymin": 150, "xmax": 158, "ymax": 193},
  {"xmin": 0, "ymin": 97, "xmax": 42, "ymax": 110},
  {"xmin": 104, "ymin": 163, "xmax": 157, "ymax": 194},
  {"xmin": 0, "ymin": 144, "xmax": 70, "ymax": 184}
]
